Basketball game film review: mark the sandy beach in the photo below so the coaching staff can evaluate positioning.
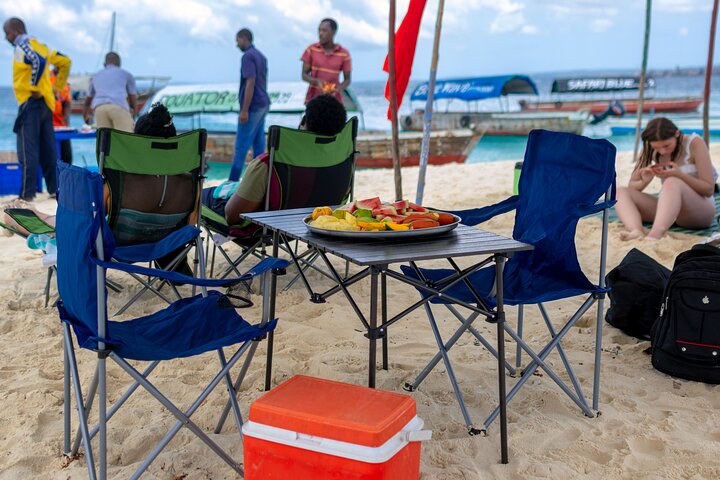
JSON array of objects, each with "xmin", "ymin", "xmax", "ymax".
[{"xmin": 1, "ymin": 146, "xmax": 719, "ymax": 480}]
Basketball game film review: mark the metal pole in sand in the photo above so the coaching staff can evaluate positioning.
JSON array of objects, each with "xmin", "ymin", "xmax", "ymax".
[
  {"xmin": 389, "ymin": 0, "xmax": 403, "ymax": 201},
  {"xmin": 632, "ymin": 0, "xmax": 652, "ymax": 163},
  {"xmin": 703, "ymin": 0, "xmax": 719, "ymax": 145}
]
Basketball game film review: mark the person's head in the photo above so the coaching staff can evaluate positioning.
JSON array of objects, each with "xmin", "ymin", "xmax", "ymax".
[
  {"xmin": 3, "ymin": 17, "xmax": 26, "ymax": 46},
  {"xmin": 318, "ymin": 18, "xmax": 337, "ymax": 46},
  {"xmin": 134, "ymin": 103, "xmax": 176, "ymax": 138},
  {"xmin": 637, "ymin": 117, "xmax": 683, "ymax": 169},
  {"xmin": 300, "ymin": 94, "xmax": 346, "ymax": 136},
  {"xmin": 104, "ymin": 52, "xmax": 121, "ymax": 67},
  {"xmin": 236, "ymin": 28, "xmax": 252, "ymax": 51}
]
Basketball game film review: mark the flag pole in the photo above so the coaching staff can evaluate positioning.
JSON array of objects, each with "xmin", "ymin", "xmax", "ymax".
[
  {"xmin": 704, "ymin": 0, "xmax": 719, "ymax": 145},
  {"xmin": 389, "ymin": 0, "xmax": 403, "ymax": 201},
  {"xmin": 416, "ymin": 0, "xmax": 445, "ymax": 205},
  {"xmin": 632, "ymin": 0, "xmax": 652, "ymax": 163}
]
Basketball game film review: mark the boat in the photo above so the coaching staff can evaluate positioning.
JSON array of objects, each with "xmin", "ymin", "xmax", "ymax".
[
  {"xmin": 605, "ymin": 114, "xmax": 720, "ymax": 136},
  {"xmin": 145, "ymin": 83, "xmax": 482, "ymax": 168},
  {"xmin": 520, "ymin": 76, "xmax": 702, "ymax": 115},
  {"xmin": 69, "ymin": 74, "xmax": 171, "ymax": 115},
  {"xmin": 401, "ymin": 75, "xmax": 589, "ymax": 135}
]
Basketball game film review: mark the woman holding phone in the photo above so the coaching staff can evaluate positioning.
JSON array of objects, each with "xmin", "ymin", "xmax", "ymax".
[{"xmin": 616, "ymin": 117, "xmax": 718, "ymax": 240}]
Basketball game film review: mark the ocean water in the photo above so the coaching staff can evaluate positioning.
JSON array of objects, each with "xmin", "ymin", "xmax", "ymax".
[{"xmin": 1, "ymin": 71, "xmax": 719, "ymax": 180}]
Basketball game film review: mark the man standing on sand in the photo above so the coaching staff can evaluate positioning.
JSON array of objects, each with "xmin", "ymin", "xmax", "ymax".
[
  {"xmin": 4, "ymin": 17, "xmax": 71, "ymax": 201},
  {"xmin": 228, "ymin": 28, "xmax": 269, "ymax": 182},
  {"xmin": 301, "ymin": 18, "xmax": 352, "ymax": 105},
  {"xmin": 83, "ymin": 52, "xmax": 137, "ymax": 132}
]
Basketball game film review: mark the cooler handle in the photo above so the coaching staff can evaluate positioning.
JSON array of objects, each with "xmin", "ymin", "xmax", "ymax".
[{"xmin": 406, "ymin": 429, "xmax": 432, "ymax": 442}]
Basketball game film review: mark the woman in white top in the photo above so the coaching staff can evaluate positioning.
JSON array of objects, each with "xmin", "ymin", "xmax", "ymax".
[{"xmin": 616, "ymin": 117, "xmax": 718, "ymax": 240}]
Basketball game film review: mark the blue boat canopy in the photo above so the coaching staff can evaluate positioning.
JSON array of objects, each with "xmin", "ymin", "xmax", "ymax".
[{"xmin": 410, "ymin": 75, "xmax": 539, "ymax": 101}]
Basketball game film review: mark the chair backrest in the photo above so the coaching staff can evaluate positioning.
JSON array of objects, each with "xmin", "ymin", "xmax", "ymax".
[
  {"xmin": 96, "ymin": 128, "xmax": 207, "ymax": 246},
  {"xmin": 508, "ymin": 129, "xmax": 616, "ymax": 298},
  {"xmin": 56, "ymin": 163, "xmax": 112, "ymax": 345},
  {"xmin": 265, "ymin": 117, "xmax": 357, "ymax": 211}
]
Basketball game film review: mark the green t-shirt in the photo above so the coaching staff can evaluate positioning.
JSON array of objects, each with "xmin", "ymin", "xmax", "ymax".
[{"xmin": 233, "ymin": 158, "xmax": 268, "ymax": 203}]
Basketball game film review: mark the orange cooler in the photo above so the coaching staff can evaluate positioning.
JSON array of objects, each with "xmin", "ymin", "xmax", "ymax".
[{"xmin": 242, "ymin": 375, "xmax": 431, "ymax": 479}]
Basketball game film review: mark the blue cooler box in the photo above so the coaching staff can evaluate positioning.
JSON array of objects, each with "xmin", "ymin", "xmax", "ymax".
[{"xmin": 0, "ymin": 163, "xmax": 44, "ymax": 196}]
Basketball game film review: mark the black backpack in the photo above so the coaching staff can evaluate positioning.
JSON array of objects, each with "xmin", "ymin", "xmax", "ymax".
[
  {"xmin": 650, "ymin": 244, "xmax": 720, "ymax": 384},
  {"xmin": 605, "ymin": 248, "xmax": 670, "ymax": 340}
]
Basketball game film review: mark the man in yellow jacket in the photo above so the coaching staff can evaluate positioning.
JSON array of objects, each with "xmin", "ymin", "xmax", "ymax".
[{"xmin": 3, "ymin": 17, "xmax": 71, "ymax": 201}]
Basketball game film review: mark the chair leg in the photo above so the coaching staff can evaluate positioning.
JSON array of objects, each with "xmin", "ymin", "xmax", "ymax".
[
  {"xmin": 62, "ymin": 323, "xmax": 98, "ymax": 479},
  {"xmin": 44, "ymin": 267, "xmax": 54, "ymax": 308},
  {"xmin": 63, "ymin": 332, "xmax": 71, "ymax": 456},
  {"xmin": 516, "ymin": 305, "xmax": 523, "ymax": 369},
  {"xmin": 593, "ymin": 295, "xmax": 605, "ymax": 412},
  {"xmin": 215, "ymin": 341, "xmax": 259, "ymax": 434},
  {"xmin": 424, "ymin": 304, "xmax": 477, "ymax": 432}
]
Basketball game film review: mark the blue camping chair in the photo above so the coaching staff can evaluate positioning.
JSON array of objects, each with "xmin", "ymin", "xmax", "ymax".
[
  {"xmin": 401, "ymin": 129, "xmax": 616, "ymax": 433},
  {"xmin": 56, "ymin": 163, "xmax": 289, "ymax": 479}
]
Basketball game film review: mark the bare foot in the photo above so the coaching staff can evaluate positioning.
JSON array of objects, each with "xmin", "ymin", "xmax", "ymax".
[
  {"xmin": 619, "ymin": 229, "xmax": 644, "ymax": 241},
  {"xmin": 642, "ymin": 235, "xmax": 661, "ymax": 242}
]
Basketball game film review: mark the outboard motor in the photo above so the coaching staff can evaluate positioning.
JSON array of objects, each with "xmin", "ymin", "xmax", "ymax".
[{"xmin": 590, "ymin": 100, "xmax": 626, "ymax": 125}]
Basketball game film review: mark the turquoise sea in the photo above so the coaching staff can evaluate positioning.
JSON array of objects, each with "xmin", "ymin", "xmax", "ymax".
[{"xmin": 1, "ymin": 71, "xmax": 719, "ymax": 180}]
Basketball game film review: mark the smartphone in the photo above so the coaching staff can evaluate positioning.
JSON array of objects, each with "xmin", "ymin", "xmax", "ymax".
[{"xmin": 652, "ymin": 163, "xmax": 671, "ymax": 172}]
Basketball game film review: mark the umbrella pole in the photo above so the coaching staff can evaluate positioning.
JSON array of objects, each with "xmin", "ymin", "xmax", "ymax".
[
  {"xmin": 704, "ymin": 0, "xmax": 719, "ymax": 145},
  {"xmin": 416, "ymin": 0, "xmax": 445, "ymax": 206},
  {"xmin": 632, "ymin": 0, "xmax": 652, "ymax": 163},
  {"xmin": 389, "ymin": 0, "xmax": 403, "ymax": 201}
]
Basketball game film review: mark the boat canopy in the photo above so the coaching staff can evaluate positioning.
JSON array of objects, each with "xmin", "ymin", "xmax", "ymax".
[
  {"xmin": 145, "ymin": 82, "xmax": 362, "ymax": 115},
  {"xmin": 551, "ymin": 77, "xmax": 656, "ymax": 93},
  {"xmin": 410, "ymin": 75, "xmax": 538, "ymax": 102}
]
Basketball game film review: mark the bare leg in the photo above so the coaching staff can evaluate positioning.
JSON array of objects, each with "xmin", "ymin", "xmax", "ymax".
[
  {"xmin": 615, "ymin": 186, "xmax": 658, "ymax": 239},
  {"xmin": 647, "ymin": 177, "xmax": 716, "ymax": 239}
]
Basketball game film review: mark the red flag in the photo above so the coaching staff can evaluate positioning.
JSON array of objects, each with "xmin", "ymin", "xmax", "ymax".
[{"xmin": 383, "ymin": 0, "xmax": 428, "ymax": 120}]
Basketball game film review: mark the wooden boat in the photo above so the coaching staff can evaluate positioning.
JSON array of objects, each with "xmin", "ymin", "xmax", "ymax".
[
  {"xmin": 606, "ymin": 115, "xmax": 720, "ymax": 136},
  {"xmin": 520, "ymin": 76, "xmax": 702, "ymax": 115},
  {"xmin": 68, "ymin": 74, "xmax": 171, "ymax": 115},
  {"xmin": 147, "ymin": 83, "xmax": 481, "ymax": 169},
  {"xmin": 203, "ymin": 129, "xmax": 482, "ymax": 168},
  {"xmin": 403, "ymin": 75, "xmax": 589, "ymax": 136},
  {"xmin": 401, "ymin": 111, "xmax": 589, "ymax": 135}
]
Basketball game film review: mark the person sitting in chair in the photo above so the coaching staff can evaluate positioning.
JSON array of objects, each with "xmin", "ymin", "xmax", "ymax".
[{"xmin": 202, "ymin": 94, "xmax": 347, "ymax": 225}]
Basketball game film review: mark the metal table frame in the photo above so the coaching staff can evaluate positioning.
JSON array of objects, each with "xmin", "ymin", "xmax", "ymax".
[{"xmin": 241, "ymin": 207, "xmax": 532, "ymax": 464}]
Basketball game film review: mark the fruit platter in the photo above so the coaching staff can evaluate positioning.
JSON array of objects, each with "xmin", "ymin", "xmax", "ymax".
[{"xmin": 305, "ymin": 197, "xmax": 461, "ymax": 239}]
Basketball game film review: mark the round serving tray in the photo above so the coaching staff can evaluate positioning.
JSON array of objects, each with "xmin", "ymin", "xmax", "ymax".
[{"xmin": 304, "ymin": 214, "xmax": 461, "ymax": 240}]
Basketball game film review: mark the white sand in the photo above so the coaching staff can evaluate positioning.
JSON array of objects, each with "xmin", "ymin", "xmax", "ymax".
[{"xmin": 0, "ymin": 146, "xmax": 719, "ymax": 479}]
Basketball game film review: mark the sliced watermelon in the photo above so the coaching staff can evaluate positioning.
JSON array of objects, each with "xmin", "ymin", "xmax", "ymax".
[
  {"xmin": 392, "ymin": 200, "xmax": 409, "ymax": 214},
  {"xmin": 407, "ymin": 202, "xmax": 428, "ymax": 213},
  {"xmin": 356, "ymin": 196, "xmax": 382, "ymax": 210},
  {"xmin": 336, "ymin": 202, "xmax": 357, "ymax": 213},
  {"xmin": 378, "ymin": 214, "xmax": 407, "ymax": 223},
  {"xmin": 372, "ymin": 206, "xmax": 398, "ymax": 218}
]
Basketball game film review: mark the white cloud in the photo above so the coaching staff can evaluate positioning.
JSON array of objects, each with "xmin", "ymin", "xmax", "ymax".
[
  {"xmin": 654, "ymin": 0, "xmax": 711, "ymax": 14},
  {"xmin": 591, "ymin": 19, "xmax": 613, "ymax": 33},
  {"xmin": 679, "ymin": 27, "xmax": 689, "ymax": 36}
]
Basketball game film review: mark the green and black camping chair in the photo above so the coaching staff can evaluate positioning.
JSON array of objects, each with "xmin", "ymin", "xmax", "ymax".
[
  {"xmin": 96, "ymin": 127, "xmax": 209, "ymax": 315},
  {"xmin": 202, "ymin": 117, "xmax": 358, "ymax": 287}
]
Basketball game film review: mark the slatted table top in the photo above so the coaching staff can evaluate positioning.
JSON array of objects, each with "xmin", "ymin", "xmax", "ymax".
[{"xmin": 241, "ymin": 207, "xmax": 532, "ymax": 266}]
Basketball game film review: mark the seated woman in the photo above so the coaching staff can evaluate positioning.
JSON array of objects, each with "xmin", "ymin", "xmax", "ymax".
[
  {"xmin": 202, "ymin": 94, "xmax": 347, "ymax": 228},
  {"xmin": 616, "ymin": 117, "xmax": 718, "ymax": 240}
]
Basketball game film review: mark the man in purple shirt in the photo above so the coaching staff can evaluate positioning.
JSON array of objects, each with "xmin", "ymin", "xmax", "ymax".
[{"xmin": 228, "ymin": 28, "xmax": 270, "ymax": 181}]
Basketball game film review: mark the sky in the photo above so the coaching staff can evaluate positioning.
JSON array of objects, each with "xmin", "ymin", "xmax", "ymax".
[{"xmin": 0, "ymin": 0, "xmax": 716, "ymax": 87}]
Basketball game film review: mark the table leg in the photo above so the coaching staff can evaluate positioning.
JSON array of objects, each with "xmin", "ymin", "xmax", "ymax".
[
  {"xmin": 381, "ymin": 270, "xmax": 388, "ymax": 371},
  {"xmin": 264, "ymin": 231, "xmax": 280, "ymax": 391},
  {"xmin": 368, "ymin": 267, "xmax": 379, "ymax": 388},
  {"xmin": 494, "ymin": 254, "xmax": 509, "ymax": 464}
]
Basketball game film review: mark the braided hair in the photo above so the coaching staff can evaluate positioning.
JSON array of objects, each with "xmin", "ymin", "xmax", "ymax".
[{"xmin": 134, "ymin": 103, "xmax": 177, "ymax": 138}]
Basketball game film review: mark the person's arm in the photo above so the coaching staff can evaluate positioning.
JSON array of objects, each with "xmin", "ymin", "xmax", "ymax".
[
  {"xmin": 127, "ymin": 94, "xmax": 137, "ymax": 116},
  {"xmin": 337, "ymin": 56, "xmax": 352, "ymax": 93},
  {"xmin": 126, "ymin": 74, "xmax": 138, "ymax": 115},
  {"xmin": 49, "ymin": 50, "xmax": 72, "ymax": 91},
  {"xmin": 225, "ymin": 194, "xmax": 261, "ymax": 223},
  {"xmin": 628, "ymin": 164, "xmax": 655, "ymax": 191},
  {"xmin": 16, "ymin": 38, "xmax": 43, "ymax": 99},
  {"xmin": 82, "ymin": 96, "xmax": 93, "ymax": 124},
  {"xmin": 61, "ymin": 97, "xmax": 71, "ymax": 126},
  {"xmin": 240, "ymin": 77, "xmax": 254, "ymax": 123},
  {"xmin": 301, "ymin": 61, "xmax": 324, "ymax": 89},
  {"xmin": 655, "ymin": 137, "xmax": 716, "ymax": 197}
]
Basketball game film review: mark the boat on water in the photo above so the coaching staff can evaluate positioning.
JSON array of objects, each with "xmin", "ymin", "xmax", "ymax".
[
  {"xmin": 520, "ymin": 76, "xmax": 703, "ymax": 115},
  {"xmin": 69, "ymin": 74, "xmax": 171, "ymax": 115},
  {"xmin": 145, "ymin": 83, "xmax": 482, "ymax": 168},
  {"xmin": 401, "ymin": 75, "xmax": 590, "ymax": 136},
  {"xmin": 605, "ymin": 114, "xmax": 720, "ymax": 136}
]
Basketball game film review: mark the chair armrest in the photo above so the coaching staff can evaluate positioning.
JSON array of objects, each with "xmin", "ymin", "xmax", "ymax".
[
  {"xmin": 201, "ymin": 205, "xmax": 251, "ymax": 229},
  {"xmin": 448, "ymin": 195, "xmax": 519, "ymax": 226},
  {"xmin": 112, "ymin": 225, "xmax": 201, "ymax": 263},
  {"xmin": 92, "ymin": 256, "xmax": 290, "ymax": 288}
]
